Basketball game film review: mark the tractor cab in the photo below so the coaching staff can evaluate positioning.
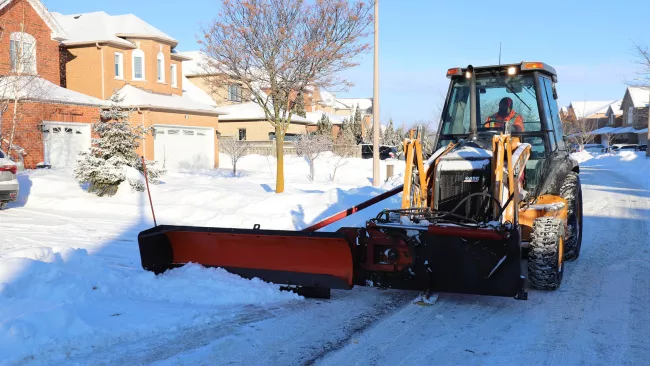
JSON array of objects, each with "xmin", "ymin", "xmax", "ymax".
[{"xmin": 435, "ymin": 62, "xmax": 568, "ymax": 194}]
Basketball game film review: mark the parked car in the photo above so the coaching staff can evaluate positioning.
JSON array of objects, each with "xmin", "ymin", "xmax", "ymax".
[
  {"xmin": 636, "ymin": 144, "xmax": 647, "ymax": 152},
  {"xmin": 0, "ymin": 149, "xmax": 19, "ymax": 210},
  {"xmin": 610, "ymin": 143, "xmax": 638, "ymax": 152},
  {"xmin": 584, "ymin": 144, "xmax": 606, "ymax": 153},
  {"xmin": 361, "ymin": 144, "xmax": 398, "ymax": 160}
]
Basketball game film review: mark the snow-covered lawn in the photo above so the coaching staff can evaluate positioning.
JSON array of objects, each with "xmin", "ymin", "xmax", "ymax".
[{"xmin": 0, "ymin": 153, "xmax": 404, "ymax": 364}]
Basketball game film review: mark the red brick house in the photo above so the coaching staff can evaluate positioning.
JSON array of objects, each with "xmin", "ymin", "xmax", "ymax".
[{"xmin": 0, "ymin": 0, "xmax": 107, "ymax": 169}]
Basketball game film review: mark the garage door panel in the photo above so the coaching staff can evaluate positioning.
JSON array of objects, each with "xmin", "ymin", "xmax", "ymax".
[
  {"xmin": 154, "ymin": 126, "xmax": 214, "ymax": 170},
  {"xmin": 43, "ymin": 123, "xmax": 91, "ymax": 168}
]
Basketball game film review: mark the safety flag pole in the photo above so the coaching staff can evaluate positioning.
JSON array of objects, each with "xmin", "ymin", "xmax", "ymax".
[{"xmin": 141, "ymin": 156, "xmax": 157, "ymax": 227}]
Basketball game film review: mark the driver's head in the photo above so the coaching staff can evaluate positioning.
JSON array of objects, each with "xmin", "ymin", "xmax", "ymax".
[{"xmin": 498, "ymin": 97, "xmax": 513, "ymax": 117}]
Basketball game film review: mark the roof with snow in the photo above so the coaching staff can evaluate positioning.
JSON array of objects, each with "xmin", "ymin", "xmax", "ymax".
[
  {"xmin": 305, "ymin": 110, "xmax": 344, "ymax": 125},
  {"xmin": 0, "ymin": 76, "xmax": 108, "ymax": 106},
  {"xmin": 606, "ymin": 100, "xmax": 623, "ymax": 117},
  {"xmin": 218, "ymin": 102, "xmax": 311, "ymax": 124},
  {"xmin": 626, "ymin": 86, "xmax": 650, "ymax": 108},
  {"xmin": 0, "ymin": 0, "xmax": 67, "ymax": 41},
  {"xmin": 181, "ymin": 76, "xmax": 217, "ymax": 108},
  {"xmin": 51, "ymin": 11, "xmax": 177, "ymax": 48},
  {"xmin": 115, "ymin": 85, "xmax": 227, "ymax": 115},
  {"xmin": 569, "ymin": 100, "xmax": 617, "ymax": 119},
  {"xmin": 336, "ymin": 98, "xmax": 373, "ymax": 113}
]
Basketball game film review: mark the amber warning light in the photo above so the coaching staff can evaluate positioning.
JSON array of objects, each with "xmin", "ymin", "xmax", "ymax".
[
  {"xmin": 446, "ymin": 67, "xmax": 462, "ymax": 78},
  {"xmin": 522, "ymin": 62, "xmax": 544, "ymax": 70}
]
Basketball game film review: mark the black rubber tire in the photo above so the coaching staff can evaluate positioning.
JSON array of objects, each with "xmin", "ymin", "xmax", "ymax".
[
  {"xmin": 560, "ymin": 171, "xmax": 583, "ymax": 261},
  {"xmin": 528, "ymin": 217, "xmax": 565, "ymax": 290},
  {"xmin": 0, "ymin": 201, "xmax": 7, "ymax": 210}
]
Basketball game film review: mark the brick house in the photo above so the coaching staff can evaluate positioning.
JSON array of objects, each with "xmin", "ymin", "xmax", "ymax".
[
  {"xmin": 619, "ymin": 87, "xmax": 649, "ymax": 146},
  {"xmin": 0, "ymin": 0, "xmax": 107, "ymax": 169},
  {"xmin": 52, "ymin": 11, "xmax": 227, "ymax": 169}
]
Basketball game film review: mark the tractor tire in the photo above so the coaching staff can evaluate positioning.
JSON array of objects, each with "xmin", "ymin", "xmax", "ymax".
[
  {"xmin": 527, "ymin": 217, "xmax": 565, "ymax": 290},
  {"xmin": 0, "ymin": 201, "xmax": 7, "ymax": 210},
  {"xmin": 560, "ymin": 171, "xmax": 583, "ymax": 261}
]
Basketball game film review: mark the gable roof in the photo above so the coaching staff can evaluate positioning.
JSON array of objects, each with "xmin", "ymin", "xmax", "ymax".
[
  {"xmin": 51, "ymin": 11, "xmax": 177, "ymax": 48},
  {"xmin": 0, "ymin": 0, "xmax": 67, "ymax": 41},
  {"xmin": 115, "ymin": 84, "xmax": 227, "ymax": 115},
  {"xmin": 626, "ymin": 86, "xmax": 650, "ymax": 108},
  {"xmin": 605, "ymin": 100, "xmax": 623, "ymax": 117},
  {"xmin": 569, "ymin": 100, "xmax": 617, "ymax": 119},
  {"xmin": 182, "ymin": 76, "xmax": 217, "ymax": 108}
]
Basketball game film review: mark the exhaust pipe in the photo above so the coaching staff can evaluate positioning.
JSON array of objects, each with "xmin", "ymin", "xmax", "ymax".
[{"xmin": 467, "ymin": 64, "xmax": 478, "ymax": 140}]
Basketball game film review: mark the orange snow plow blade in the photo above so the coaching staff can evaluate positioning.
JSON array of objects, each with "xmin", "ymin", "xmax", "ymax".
[{"xmin": 138, "ymin": 225, "xmax": 355, "ymax": 289}]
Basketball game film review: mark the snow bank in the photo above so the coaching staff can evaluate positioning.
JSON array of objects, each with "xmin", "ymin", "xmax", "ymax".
[
  {"xmin": 0, "ymin": 246, "xmax": 300, "ymax": 363},
  {"xmin": 571, "ymin": 151, "xmax": 649, "ymax": 189},
  {"xmin": 1, "ymin": 152, "xmax": 407, "ymax": 363}
]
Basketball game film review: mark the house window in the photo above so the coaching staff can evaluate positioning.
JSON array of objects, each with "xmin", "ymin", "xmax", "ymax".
[
  {"xmin": 157, "ymin": 52, "xmax": 165, "ymax": 82},
  {"xmin": 114, "ymin": 52, "xmax": 124, "ymax": 79},
  {"xmin": 132, "ymin": 49, "xmax": 145, "ymax": 80},
  {"xmin": 170, "ymin": 64, "xmax": 177, "ymax": 88},
  {"xmin": 627, "ymin": 106, "xmax": 633, "ymax": 125},
  {"xmin": 9, "ymin": 32, "xmax": 37, "ymax": 74},
  {"xmin": 229, "ymin": 84, "xmax": 242, "ymax": 102},
  {"xmin": 238, "ymin": 128, "xmax": 246, "ymax": 141}
]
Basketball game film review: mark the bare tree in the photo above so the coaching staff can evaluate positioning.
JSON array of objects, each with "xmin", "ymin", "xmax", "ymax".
[
  {"xmin": 561, "ymin": 105, "xmax": 597, "ymax": 150},
  {"xmin": 602, "ymin": 132, "xmax": 616, "ymax": 151},
  {"xmin": 329, "ymin": 130, "xmax": 357, "ymax": 182},
  {"xmin": 199, "ymin": 0, "xmax": 373, "ymax": 193},
  {"xmin": 220, "ymin": 136, "xmax": 253, "ymax": 176},
  {"xmin": 630, "ymin": 43, "xmax": 650, "ymax": 157},
  {"xmin": 295, "ymin": 133, "xmax": 333, "ymax": 181}
]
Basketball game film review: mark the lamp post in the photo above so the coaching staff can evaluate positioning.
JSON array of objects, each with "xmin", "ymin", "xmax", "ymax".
[{"xmin": 372, "ymin": 0, "xmax": 380, "ymax": 186}]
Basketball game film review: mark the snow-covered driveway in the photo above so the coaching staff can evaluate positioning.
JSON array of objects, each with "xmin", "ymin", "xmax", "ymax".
[{"xmin": 1, "ymin": 152, "xmax": 648, "ymax": 365}]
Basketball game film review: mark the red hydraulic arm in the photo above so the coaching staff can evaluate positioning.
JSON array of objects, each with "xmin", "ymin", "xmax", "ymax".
[{"xmin": 302, "ymin": 185, "xmax": 404, "ymax": 232}]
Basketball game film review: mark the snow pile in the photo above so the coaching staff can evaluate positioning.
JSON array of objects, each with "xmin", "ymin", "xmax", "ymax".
[
  {"xmin": 0, "ymin": 152, "xmax": 407, "ymax": 363},
  {"xmin": 0, "ymin": 246, "xmax": 300, "ymax": 363},
  {"xmin": 572, "ymin": 150, "xmax": 649, "ymax": 189}
]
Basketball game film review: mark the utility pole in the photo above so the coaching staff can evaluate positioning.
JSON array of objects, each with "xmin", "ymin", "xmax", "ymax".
[{"xmin": 372, "ymin": 0, "xmax": 380, "ymax": 186}]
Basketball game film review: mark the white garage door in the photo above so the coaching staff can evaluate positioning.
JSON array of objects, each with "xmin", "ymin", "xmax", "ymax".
[
  {"xmin": 153, "ymin": 125, "xmax": 215, "ymax": 170},
  {"xmin": 42, "ymin": 122, "xmax": 91, "ymax": 168}
]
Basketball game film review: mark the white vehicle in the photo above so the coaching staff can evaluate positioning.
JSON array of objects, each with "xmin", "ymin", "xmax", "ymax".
[
  {"xmin": 610, "ymin": 143, "xmax": 638, "ymax": 152},
  {"xmin": 0, "ymin": 149, "xmax": 19, "ymax": 210}
]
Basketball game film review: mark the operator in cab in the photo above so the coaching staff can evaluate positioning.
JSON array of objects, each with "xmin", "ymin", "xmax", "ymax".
[{"xmin": 484, "ymin": 97, "xmax": 524, "ymax": 132}]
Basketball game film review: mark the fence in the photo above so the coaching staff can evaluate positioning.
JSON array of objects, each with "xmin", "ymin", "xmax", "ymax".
[{"xmin": 222, "ymin": 139, "xmax": 362, "ymax": 158}]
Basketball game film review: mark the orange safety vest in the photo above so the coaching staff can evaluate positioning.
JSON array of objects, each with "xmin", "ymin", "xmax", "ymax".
[{"xmin": 485, "ymin": 109, "xmax": 524, "ymax": 132}]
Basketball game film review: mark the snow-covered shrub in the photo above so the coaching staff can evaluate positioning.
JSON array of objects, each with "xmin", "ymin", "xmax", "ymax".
[{"xmin": 74, "ymin": 92, "xmax": 165, "ymax": 197}]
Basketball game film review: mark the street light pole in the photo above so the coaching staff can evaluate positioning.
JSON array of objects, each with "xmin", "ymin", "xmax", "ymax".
[{"xmin": 372, "ymin": 0, "xmax": 380, "ymax": 186}]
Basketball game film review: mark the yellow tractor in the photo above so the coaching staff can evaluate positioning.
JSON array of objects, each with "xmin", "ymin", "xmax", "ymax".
[{"xmin": 138, "ymin": 61, "xmax": 583, "ymax": 300}]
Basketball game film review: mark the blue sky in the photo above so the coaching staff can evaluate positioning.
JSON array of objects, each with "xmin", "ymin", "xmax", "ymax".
[{"xmin": 43, "ymin": 0, "xmax": 650, "ymax": 128}]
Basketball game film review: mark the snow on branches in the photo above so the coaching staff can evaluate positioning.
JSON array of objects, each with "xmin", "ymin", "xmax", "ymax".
[{"xmin": 74, "ymin": 92, "xmax": 165, "ymax": 197}]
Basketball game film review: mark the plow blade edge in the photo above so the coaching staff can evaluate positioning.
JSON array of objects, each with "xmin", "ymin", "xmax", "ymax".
[{"xmin": 138, "ymin": 225, "xmax": 355, "ymax": 290}]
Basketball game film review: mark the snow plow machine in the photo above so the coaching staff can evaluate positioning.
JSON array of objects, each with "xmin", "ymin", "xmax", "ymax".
[{"xmin": 138, "ymin": 61, "xmax": 583, "ymax": 301}]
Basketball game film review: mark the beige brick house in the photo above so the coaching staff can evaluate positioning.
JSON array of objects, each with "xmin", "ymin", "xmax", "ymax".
[
  {"xmin": 0, "ymin": 0, "xmax": 108, "ymax": 169},
  {"xmin": 52, "ymin": 11, "xmax": 227, "ymax": 169}
]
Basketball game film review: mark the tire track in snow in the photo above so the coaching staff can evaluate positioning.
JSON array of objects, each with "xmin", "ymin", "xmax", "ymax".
[{"xmin": 311, "ymin": 165, "xmax": 650, "ymax": 366}]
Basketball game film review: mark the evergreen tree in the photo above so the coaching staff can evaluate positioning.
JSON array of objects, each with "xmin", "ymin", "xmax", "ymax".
[
  {"xmin": 382, "ymin": 118, "xmax": 398, "ymax": 146},
  {"xmin": 74, "ymin": 92, "xmax": 165, "ymax": 197},
  {"xmin": 292, "ymin": 90, "xmax": 307, "ymax": 118},
  {"xmin": 316, "ymin": 114, "xmax": 333, "ymax": 139}
]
